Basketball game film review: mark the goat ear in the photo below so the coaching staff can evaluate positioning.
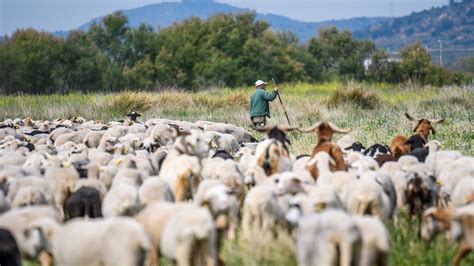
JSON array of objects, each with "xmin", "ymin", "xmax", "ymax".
[
  {"xmin": 430, "ymin": 126, "xmax": 436, "ymax": 135},
  {"xmin": 405, "ymin": 113, "xmax": 417, "ymax": 121},
  {"xmin": 327, "ymin": 122, "xmax": 351, "ymax": 134}
]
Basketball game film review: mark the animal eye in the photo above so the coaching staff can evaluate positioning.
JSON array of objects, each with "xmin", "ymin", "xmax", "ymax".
[{"xmin": 274, "ymin": 179, "xmax": 279, "ymax": 184}]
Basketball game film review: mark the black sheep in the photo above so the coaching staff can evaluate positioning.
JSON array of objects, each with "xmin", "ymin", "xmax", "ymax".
[
  {"xmin": 0, "ymin": 228, "xmax": 21, "ymax": 266},
  {"xmin": 65, "ymin": 187, "xmax": 102, "ymax": 220},
  {"xmin": 212, "ymin": 150, "xmax": 234, "ymax": 160}
]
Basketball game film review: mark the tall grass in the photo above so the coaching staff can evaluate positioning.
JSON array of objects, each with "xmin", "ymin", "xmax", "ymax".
[{"xmin": 3, "ymin": 82, "xmax": 474, "ymax": 265}]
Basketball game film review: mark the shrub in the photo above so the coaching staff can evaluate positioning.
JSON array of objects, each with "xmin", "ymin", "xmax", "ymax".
[
  {"xmin": 106, "ymin": 91, "xmax": 155, "ymax": 115},
  {"xmin": 326, "ymin": 84, "xmax": 381, "ymax": 109}
]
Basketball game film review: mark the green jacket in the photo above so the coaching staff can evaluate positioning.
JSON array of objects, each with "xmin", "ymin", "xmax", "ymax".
[{"xmin": 249, "ymin": 88, "xmax": 278, "ymax": 118}]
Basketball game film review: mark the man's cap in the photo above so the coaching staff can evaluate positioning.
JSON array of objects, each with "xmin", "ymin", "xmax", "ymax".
[{"xmin": 255, "ymin": 80, "xmax": 267, "ymax": 87}]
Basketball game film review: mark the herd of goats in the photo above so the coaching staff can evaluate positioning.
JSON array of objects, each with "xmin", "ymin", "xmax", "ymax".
[{"xmin": 0, "ymin": 111, "xmax": 473, "ymax": 266}]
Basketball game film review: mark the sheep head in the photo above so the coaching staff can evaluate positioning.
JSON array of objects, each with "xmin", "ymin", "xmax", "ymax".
[{"xmin": 298, "ymin": 122, "xmax": 350, "ymax": 142}]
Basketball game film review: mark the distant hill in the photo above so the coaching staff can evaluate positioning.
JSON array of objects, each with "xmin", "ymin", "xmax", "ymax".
[
  {"xmin": 55, "ymin": 1, "xmax": 387, "ymax": 43},
  {"xmin": 355, "ymin": 0, "xmax": 474, "ymax": 50}
]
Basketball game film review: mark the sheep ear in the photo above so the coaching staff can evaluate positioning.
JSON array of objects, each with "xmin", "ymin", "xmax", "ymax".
[
  {"xmin": 327, "ymin": 122, "xmax": 351, "ymax": 134},
  {"xmin": 298, "ymin": 122, "xmax": 322, "ymax": 133},
  {"xmin": 200, "ymin": 200, "xmax": 210, "ymax": 209},
  {"xmin": 405, "ymin": 113, "xmax": 417, "ymax": 121}
]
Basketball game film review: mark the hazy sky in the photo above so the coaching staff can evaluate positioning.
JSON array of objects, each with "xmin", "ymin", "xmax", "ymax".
[{"xmin": 0, "ymin": 0, "xmax": 447, "ymax": 35}]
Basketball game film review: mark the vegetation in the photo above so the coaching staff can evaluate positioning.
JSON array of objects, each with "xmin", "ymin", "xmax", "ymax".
[
  {"xmin": 13, "ymin": 82, "xmax": 474, "ymax": 265},
  {"xmin": 1, "ymin": 12, "xmax": 470, "ymax": 94}
]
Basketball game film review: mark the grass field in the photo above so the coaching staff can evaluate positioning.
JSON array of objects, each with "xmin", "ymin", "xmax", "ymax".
[{"xmin": 5, "ymin": 82, "xmax": 473, "ymax": 265}]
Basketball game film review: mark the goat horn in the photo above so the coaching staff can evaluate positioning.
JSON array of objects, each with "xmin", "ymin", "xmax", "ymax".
[
  {"xmin": 429, "ymin": 118, "xmax": 445, "ymax": 124},
  {"xmin": 251, "ymin": 125, "xmax": 275, "ymax": 132},
  {"xmin": 278, "ymin": 125, "xmax": 299, "ymax": 132},
  {"xmin": 405, "ymin": 113, "xmax": 418, "ymax": 121},
  {"xmin": 327, "ymin": 122, "xmax": 351, "ymax": 134},
  {"xmin": 297, "ymin": 122, "xmax": 322, "ymax": 133}
]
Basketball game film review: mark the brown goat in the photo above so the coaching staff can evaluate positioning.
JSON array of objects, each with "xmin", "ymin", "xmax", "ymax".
[
  {"xmin": 298, "ymin": 122, "xmax": 350, "ymax": 179},
  {"xmin": 389, "ymin": 113, "xmax": 444, "ymax": 159},
  {"xmin": 421, "ymin": 207, "xmax": 474, "ymax": 266}
]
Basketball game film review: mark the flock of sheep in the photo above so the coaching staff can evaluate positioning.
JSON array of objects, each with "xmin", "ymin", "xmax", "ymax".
[{"xmin": 0, "ymin": 112, "xmax": 473, "ymax": 266}]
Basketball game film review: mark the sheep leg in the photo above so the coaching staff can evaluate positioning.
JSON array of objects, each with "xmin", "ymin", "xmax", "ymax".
[
  {"xmin": 176, "ymin": 240, "xmax": 193, "ymax": 266},
  {"xmin": 173, "ymin": 177, "xmax": 188, "ymax": 202},
  {"xmin": 38, "ymin": 251, "xmax": 52, "ymax": 266},
  {"xmin": 241, "ymin": 209, "xmax": 252, "ymax": 241},
  {"xmin": 148, "ymin": 246, "xmax": 159, "ymax": 266},
  {"xmin": 200, "ymin": 239, "xmax": 218, "ymax": 266},
  {"xmin": 452, "ymin": 240, "xmax": 471, "ymax": 266}
]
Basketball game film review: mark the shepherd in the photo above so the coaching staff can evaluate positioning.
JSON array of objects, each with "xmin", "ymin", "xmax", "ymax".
[{"xmin": 249, "ymin": 80, "xmax": 279, "ymax": 127}]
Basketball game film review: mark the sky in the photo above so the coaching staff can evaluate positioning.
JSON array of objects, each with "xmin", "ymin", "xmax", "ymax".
[{"xmin": 0, "ymin": 0, "xmax": 447, "ymax": 35}]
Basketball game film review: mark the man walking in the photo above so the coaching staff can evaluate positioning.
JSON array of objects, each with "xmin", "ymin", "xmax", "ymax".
[{"xmin": 249, "ymin": 80, "xmax": 278, "ymax": 127}]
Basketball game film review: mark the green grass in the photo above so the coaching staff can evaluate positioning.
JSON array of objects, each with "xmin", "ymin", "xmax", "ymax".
[{"xmin": 5, "ymin": 82, "xmax": 474, "ymax": 265}]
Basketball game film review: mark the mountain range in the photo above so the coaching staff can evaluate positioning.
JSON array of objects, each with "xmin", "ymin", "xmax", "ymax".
[
  {"xmin": 53, "ymin": 0, "xmax": 473, "ymax": 51},
  {"xmin": 54, "ymin": 1, "xmax": 387, "ymax": 43},
  {"xmin": 355, "ymin": 0, "xmax": 474, "ymax": 50}
]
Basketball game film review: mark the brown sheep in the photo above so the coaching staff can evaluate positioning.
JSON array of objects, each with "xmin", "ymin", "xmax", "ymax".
[
  {"xmin": 390, "ymin": 113, "xmax": 445, "ymax": 159},
  {"xmin": 299, "ymin": 122, "xmax": 350, "ymax": 179}
]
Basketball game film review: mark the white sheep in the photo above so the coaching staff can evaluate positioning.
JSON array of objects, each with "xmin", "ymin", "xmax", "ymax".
[
  {"xmin": 0, "ymin": 206, "xmax": 61, "ymax": 259},
  {"xmin": 44, "ymin": 157, "xmax": 80, "ymax": 219},
  {"xmin": 202, "ymin": 158, "xmax": 244, "ymax": 196},
  {"xmin": 7, "ymin": 176, "xmax": 55, "ymax": 206},
  {"xmin": 159, "ymin": 153, "xmax": 202, "ymax": 202},
  {"xmin": 241, "ymin": 185, "xmax": 285, "ymax": 240},
  {"xmin": 160, "ymin": 207, "xmax": 218, "ymax": 266},
  {"xmin": 102, "ymin": 181, "xmax": 140, "ymax": 217},
  {"xmin": 135, "ymin": 202, "xmax": 216, "ymax": 265},
  {"xmin": 24, "ymin": 217, "xmax": 151, "ymax": 266},
  {"xmin": 204, "ymin": 131, "xmax": 240, "ymax": 155},
  {"xmin": 254, "ymin": 139, "xmax": 292, "ymax": 176},
  {"xmin": 236, "ymin": 146, "xmax": 254, "ymax": 174},
  {"xmin": 341, "ymin": 177, "xmax": 391, "ymax": 219},
  {"xmin": 449, "ymin": 177, "xmax": 474, "ymax": 207},
  {"xmin": 194, "ymin": 179, "xmax": 240, "ymax": 239},
  {"xmin": 353, "ymin": 216, "xmax": 390, "ymax": 266},
  {"xmin": 138, "ymin": 177, "xmax": 175, "ymax": 207},
  {"xmin": 296, "ymin": 210, "xmax": 362, "ymax": 266}
]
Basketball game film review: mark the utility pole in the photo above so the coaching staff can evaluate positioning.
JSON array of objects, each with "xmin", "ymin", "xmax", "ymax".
[{"xmin": 438, "ymin": 39, "xmax": 443, "ymax": 66}]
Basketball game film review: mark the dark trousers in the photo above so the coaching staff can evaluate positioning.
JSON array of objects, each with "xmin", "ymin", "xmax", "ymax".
[{"xmin": 251, "ymin": 116, "xmax": 266, "ymax": 128}]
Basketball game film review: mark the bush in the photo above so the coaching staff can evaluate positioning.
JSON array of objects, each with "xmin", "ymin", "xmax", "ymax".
[
  {"xmin": 106, "ymin": 91, "xmax": 155, "ymax": 115},
  {"xmin": 326, "ymin": 83, "xmax": 381, "ymax": 109}
]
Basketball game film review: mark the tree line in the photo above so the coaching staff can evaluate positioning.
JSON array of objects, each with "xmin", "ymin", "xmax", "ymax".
[{"xmin": 0, "ymin": 12, "xmax": 470, "ymax": 94}]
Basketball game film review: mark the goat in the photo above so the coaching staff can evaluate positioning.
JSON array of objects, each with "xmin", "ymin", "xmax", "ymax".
[
  {"xmin": 390, "ymin": 113, "xmax": 444, "ymax": 159},
  {"xmin": 298, "ymin": 122, "xmax": 350, "ymax": 179}
]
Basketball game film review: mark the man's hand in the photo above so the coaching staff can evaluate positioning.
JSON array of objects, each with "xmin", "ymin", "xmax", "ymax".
[{"xmin": 273, "ymin": 87, "xmax": 279, "ymax": 92}]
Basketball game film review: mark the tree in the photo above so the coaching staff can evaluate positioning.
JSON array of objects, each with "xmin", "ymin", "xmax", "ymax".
[
  {"xmin": 89, "ymin": 12, "xmax": 129, "ymax": 67},
  {"xmin": 399, "ymin": 42, "xmax": 432, "ymax": 84}
]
